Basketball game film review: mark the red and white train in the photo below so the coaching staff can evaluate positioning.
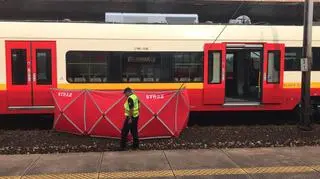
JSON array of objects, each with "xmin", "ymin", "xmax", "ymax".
[{"xmin": 1, "ymin": 21, "xmax": 320, "ymax": 116}]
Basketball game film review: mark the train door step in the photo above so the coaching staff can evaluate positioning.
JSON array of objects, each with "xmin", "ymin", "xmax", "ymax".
[
  {"xmin": 8, "ymin": 106, "xmax": 55, "ymax": 110},
  {"xmin": 224, "ymin": 97, "xmax": 260, "ymax": 106},
  {"xmin": 223, "ymin": 102, "xmax": 261, "ymax": 106}
]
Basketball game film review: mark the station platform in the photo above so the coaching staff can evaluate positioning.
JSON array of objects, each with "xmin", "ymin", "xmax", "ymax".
[{"xmin": 1, "ymin": 146, "xmax": 320, "ymax": 179}]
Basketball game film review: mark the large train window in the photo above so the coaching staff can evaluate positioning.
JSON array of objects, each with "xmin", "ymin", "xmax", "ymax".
[
  {"xmin": 173, "ymin": 53, "xmax": 203, "ymax": 82},
  {"xmin": 285, "ymin": 47, "xmax": 301, "ymax": 71},
  {"xmin": 267, "ymin": 50, "xmax": 280, "ymax": 83},
  {"xmin": 284, "ymin": 47, "xmax": 320, "ymax": 71},
  {"xmin": 65, "ymin": 51, "xmax": 203, "ymax": 83},
  {"xmin": 208, "ymin": 51, "xmax": 221, "ymax": 84},
  {"xmin": 11, "ymin": 49, "xmax": 27, "ymax": 85},
  {"xmin": 312, "ymin": 48, "xmax": 320, "ymax": 71},
  {"xmin": 66, "ymin": 51, "xmax": 109, "ymax": 83},
  {"xmin": 121, "ymin": 53, "xmax": 161, "ymax": 82},
  {"xmin": 36, "ymin": 49, "xmax": 52, "ymax": 85},
  {"xmin": 121, "ymin": 52, "xmax": 203, "ymax": 83}
]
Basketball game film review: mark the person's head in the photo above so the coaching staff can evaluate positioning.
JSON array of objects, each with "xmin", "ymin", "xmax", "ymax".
[{"xmin": 123, "ymin": 87, "xmax": 132, "ymax": 97}]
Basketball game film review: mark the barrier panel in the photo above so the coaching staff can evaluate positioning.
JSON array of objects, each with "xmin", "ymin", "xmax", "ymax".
[{"xmin": 51, "ymin": 88, "xmax": 190, "ymax": 139}]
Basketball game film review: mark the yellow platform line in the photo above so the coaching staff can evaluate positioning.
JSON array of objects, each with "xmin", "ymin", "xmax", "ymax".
[
  {"xmin": 22, "ymin": 173, "xmax": 98, "ymax": 179},
  {"xmin": 1, "ymin": 165, "xmax": 320, "ymax": 179}
]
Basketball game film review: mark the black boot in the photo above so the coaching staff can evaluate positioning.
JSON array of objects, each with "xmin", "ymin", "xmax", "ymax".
[
  {"xmin": 132, "ymin": 140, "xmax": 139, "ymax": 150},
  {"xmin": 119, "ymin": 139, "xmax": 127, "ymax": 151}
]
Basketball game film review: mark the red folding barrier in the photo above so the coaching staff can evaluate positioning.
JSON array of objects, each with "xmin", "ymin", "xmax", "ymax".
[
  {"xmin": 51, "ymin": 89, "xmax": 86, "ymax": 135},
  {"xmin": 50, "ymin": 88, "xmax": 190, "ymax": 140},
  {"xmin": 86, "ymin": 90, "xmax": 126, "ymax": 138}
]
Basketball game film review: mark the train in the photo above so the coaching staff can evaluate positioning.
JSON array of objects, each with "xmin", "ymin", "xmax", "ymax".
[{"xmin": 1, "ymin": 21, "xmax": 320, "ymax": 117}]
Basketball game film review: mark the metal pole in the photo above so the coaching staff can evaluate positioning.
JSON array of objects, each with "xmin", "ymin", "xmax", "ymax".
[{"xmin": 300, "ymin": 0, "xmax": 313, "ymax": 131}]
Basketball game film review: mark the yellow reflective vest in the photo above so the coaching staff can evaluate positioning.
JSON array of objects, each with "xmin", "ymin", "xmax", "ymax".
[{"xmin": 124, "ymin": 94, "xmax": 140, "ymax": 117}]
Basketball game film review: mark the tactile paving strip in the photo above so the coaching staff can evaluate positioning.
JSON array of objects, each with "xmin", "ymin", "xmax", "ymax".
[
  {"xmin": 99, "ymin": 170, "xmax": 173, "ymax": 178},
  {"xmin": 21, "ymin": 173, "xmax": 98, "ymax": 179},
  {"xmin": 1, "ymin": 165, "xmax": 320, "ymax": 179}
]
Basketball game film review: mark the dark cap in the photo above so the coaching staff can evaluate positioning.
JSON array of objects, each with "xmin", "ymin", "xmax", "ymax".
[{"xmin": 123, "ymin": 87, "xmax": 132, "ymax": 94}]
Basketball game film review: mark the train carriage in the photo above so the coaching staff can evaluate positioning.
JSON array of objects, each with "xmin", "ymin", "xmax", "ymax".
[{"xmin": 1, "ymin": 21, "xmax": 320, "ymax": 116}]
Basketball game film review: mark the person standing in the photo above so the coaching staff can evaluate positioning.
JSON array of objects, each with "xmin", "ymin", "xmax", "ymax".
[{"xmin": 120, "ymin": 87, "xmax": 140, "ymax": 150}]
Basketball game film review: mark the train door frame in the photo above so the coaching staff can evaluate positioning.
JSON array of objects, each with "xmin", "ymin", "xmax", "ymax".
[
  {"xmin": 5, "ymin": 41, "xmax": 57, "ymax": 110},
  {"xmin": 224, "ymin": 44, "xmax": 263, "ymax": 105},
  {"xmin": 203, "ymin": 42, "xmax": 285, "ymax": 106}
]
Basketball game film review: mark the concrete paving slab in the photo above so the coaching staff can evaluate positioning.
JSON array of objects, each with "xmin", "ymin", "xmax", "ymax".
[
  {"xmin": 100, "ymin": 150, "xmax": 173, "ymax": 174},
  {"xmin": 0, "ymin": 154, "xmax": 39, "ymax": 177},
  {"xmin": 164, "ymin": 149, "xmax": 246, "ymax": 170},
  {"xmin": 274, "ymin": 146, "xmax": 320, "ymax": 166},
  {"xmin": 224, "ymin": 148, "xmax": 305, "ymax": 167},
  {"xmin": 22, "ymin": 152, "xmax": 101, "ymax": 178},
  {"xmin": 224, "ymin": 147, "xmax": 320, "ymax": 179},
  {"xmin": 164, "ymin": 149, "xmax": 251, "ymax": 179}
]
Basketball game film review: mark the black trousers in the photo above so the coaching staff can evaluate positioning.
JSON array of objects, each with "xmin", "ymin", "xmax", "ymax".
[{"xmin": 121, "ymin": 116, "xmax": 139, "ymax": 148}]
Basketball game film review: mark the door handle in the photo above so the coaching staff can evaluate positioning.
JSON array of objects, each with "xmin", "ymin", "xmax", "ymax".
[
  {"xmin": 33, "ymin": 73, "xmax": 36, "ymax": 82},
  {"xmin": 222, "ymin": 69, "xmax": 225, "ymax": 81},
  {"xmin": 27, "ymin": 69, "xmax": 31, "ymax": 82}
]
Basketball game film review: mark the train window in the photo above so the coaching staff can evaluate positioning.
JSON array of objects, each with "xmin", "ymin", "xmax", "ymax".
[
  {"xmin": 267, "ymin": 51, "xmax": 280, "ymax": 83},
  {"xmin": 284, "ymin": 47, "xmax": 320, "ymax": 71},
  {"xmin": 11, "ymin": 49, "xmax": 27, "ymax": 85},
  {"xmin": 172, "ymin": 52, "xmax": 203, "ymax": 82},
  {"xmin": 66, "ymin": 51, "xmax": 109, "ymax": 83},
  {"xmin": 121, "ymin": 53, "xmax": 161, "ymax": 82},
  {"xmin": 226, "ymin": 53, "xmax": 234, "ymax": 73},
  {"xmin": 208, "ymin": 51, "xmax": 221, "ymax": 84},
  {"xmin": 66, "ymin": 51, "xmax": 203, "ymax": 83},
  {"xmin": 285, "ymin": 47, "xmax": 301, "ymax": 71},
  {"xmin": 312, "ymin": 48, "xmax": 320, "ymax": 71},
  {"xmin": 120, "ymin": 52, "xmax": 203, "ymax": 83},
  {"xmin": 36, "ymin": 49, "xmax": 52, "ymax": 85}
]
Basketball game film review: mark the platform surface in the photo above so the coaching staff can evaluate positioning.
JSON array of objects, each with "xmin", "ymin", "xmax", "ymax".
[{"xmin": 1, "ymin": 146, "xmax": 320, "ymax": 178}]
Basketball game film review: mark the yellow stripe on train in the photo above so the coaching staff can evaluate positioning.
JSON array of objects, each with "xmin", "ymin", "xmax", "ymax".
[
  {"xmin": 283, "ymin": 82, "xmax": 320, "ymax": 88},
  {"xmin": 57, "ymin": 82, "xmax": 320, "ymax": 90},
  {"xmin": 57, "ymin": 83, "xmax": 204, "ymax": 90},
  {"xmin": 1, "ymin": 82, "xmax": 320, "ymax": 91},
  {"xmin": 0, "ymin": 84, "xmax": 6, "ymax": 90}
]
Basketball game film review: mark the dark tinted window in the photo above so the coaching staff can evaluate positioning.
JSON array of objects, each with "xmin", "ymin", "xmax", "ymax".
[
  {"xmin": 66, "ymin": 51, "xmax": 203, "ymax": 83},
  {"xmin": 66, "ymin": 51, "xmax": 110, "ymax": 83},
  {"xmin": 285, "ymin": 47, "xmax": 320, "ymax": 71},
  {"xmin": 312, "ymin": 47, "xmax": 320, "ymax": 71},
  {"xmin": 11, "ymin": 49, "xmax": 27, "ymax": 85},
  {"xmin": 285, "ymin": 47, "xmax": 301, "ymax": 71},
  {"xmin": 36, "ymin": 49, "xmax": 52, "ymax": 85},
  {"xmin": 122, "ymin": 52, "xmax": 161, "ymax": 82}
]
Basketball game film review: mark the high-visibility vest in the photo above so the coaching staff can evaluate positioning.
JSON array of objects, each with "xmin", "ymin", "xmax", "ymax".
[{"xmin": 124, "ymin": 94, "xmax": 140, "ymax": 117}]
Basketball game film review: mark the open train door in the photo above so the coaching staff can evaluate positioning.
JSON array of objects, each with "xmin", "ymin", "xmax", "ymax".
[
  {"xmin": 262, "ymin": 43, "xmax": 285, "ymax": 104},
  {"xmin": 203, "ymin": 43, "xmax": 226, "ymax": 105}
]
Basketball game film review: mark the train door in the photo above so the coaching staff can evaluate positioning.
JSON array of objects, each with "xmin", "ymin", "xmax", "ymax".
[
  {"xmin": 31, "ymin": 42, "xmax": 57, "ymax": 106},
  {"xmin": 6, "ymin": 41, "xmax": 56, "ymax": 110},
  {"xmin": 203, "ymin": 43, "xmax": 226, "ymax": 104},
  {"xmin": 262, "ymin": 43, "xmax": 284, "ymax": 104},
  {"xmin": 5, "ymin": 42, "xmax": 32, "ymax": 107}
]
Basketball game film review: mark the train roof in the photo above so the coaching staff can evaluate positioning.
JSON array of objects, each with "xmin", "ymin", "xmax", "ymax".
[{"xmin": 1, "ymin": 21, "xmax": 320, "ymax": 42}]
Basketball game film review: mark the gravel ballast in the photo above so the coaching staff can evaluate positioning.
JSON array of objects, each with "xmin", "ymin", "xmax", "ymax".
[{"xmin": 0, "ymin": 124, "xmax": 320, "ymax": 155}]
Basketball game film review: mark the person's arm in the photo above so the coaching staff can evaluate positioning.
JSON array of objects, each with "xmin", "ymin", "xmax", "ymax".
[{"xmin": 128, "ymin": 97, "xmax": 134, "ymax": 118}]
